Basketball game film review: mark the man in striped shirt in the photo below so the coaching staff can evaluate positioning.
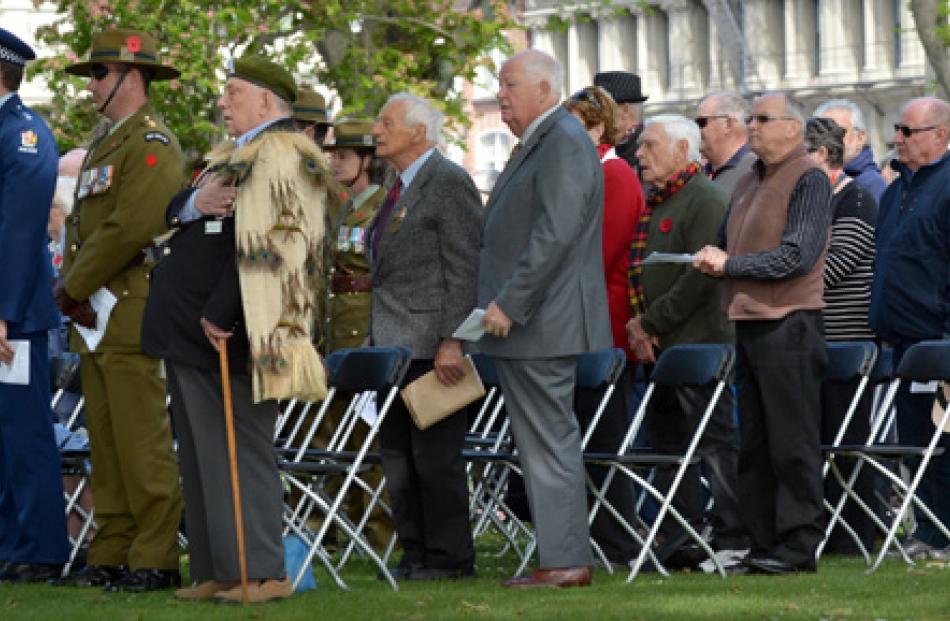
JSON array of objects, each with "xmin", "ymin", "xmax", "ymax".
[{"xmin": 695, "ymin": 92, "xmax": 832, "ymax": 575}]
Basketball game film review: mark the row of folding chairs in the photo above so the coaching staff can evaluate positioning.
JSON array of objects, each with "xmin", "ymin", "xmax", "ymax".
[{"xmin": 47, "ymin": 338, "xmax": 950, "ymax": 589}]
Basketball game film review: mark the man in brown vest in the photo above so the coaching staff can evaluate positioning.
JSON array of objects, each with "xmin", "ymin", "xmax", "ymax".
[{"xmin": 695, "ymin": 92, "xmax": 832, "ymax": 575}]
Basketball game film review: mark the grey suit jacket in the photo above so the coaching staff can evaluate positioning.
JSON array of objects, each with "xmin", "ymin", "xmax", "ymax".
[
  {"xmin": 368, "ymin": 150, "xmax": 482, "ymax": 359},
  {"xmin": 479, "ymin": 106, "xmax": 612, "ymax": 359}
]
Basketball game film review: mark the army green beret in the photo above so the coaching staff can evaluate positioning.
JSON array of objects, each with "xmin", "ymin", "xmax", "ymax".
[
  {"xmin": 293, "ymin": 87, "xmax": 330, "ymax": 124},
  {"xmin": 227, "ymin": 55, "xmax": 297, "ymax": 103},
  {"xmin": 323, "ymin": 118, "xmax": 376, "ymax": 150}
]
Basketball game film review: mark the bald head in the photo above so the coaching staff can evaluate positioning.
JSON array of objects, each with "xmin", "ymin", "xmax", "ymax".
[
  {"xmin": 58, "ymin": 148, "xmax": 87, "ymax": 178},
  {"xmin": 894, "ymin": 96, "xmax": 950, "ymax": 170}
]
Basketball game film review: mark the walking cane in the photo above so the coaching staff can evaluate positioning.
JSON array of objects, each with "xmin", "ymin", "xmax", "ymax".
[{"xmin": 218, "ymin": 337, "xmax": 249, "ymax": 604}]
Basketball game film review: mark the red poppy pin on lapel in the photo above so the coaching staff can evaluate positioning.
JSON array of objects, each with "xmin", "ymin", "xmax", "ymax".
[{"xmin": 659, "ymin": 218, "xmax": 673, "ymax": 233}]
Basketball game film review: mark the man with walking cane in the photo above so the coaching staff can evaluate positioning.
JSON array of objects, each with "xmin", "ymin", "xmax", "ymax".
[{"xmin": 142, "ymin": 55, "xmax": 333, "ymax": 603}]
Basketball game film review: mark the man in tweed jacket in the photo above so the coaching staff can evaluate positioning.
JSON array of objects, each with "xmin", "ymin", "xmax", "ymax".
[{"xmin": 367, "ymin": 93, "xmax": 481, "ymax": 580}]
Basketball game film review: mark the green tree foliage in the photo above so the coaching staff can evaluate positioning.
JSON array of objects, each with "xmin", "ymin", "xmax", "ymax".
[{"xmin": 29, "ymin": 0, "xmax": 518, "ymax": 158}]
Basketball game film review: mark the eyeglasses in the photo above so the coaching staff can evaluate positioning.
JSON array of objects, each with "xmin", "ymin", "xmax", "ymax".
[
  {"xmin": 694, "ymin": 115, "xmax": 731, "ymax": 128},
  {"xmin": 745, "ymin": 114, "xmax": 796, "ymax": 124},
  {"xmin": 571, "ymin": 89, "xmax": 601, "ymax": 111},
  {"xmin": 894, "ymin": 123, "xmax": 937, "ymax": 138},
  {"xmin": 89, "ymin": 63, "xmax": 111, "ymax": 81}
]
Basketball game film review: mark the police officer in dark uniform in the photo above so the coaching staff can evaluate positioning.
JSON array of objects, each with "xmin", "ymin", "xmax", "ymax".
[
  {"xmin": 54, "ymin": 28, "xmax": 185, "ymax": 592},
  {"xmin": 0, "ymin": 27, "xmax": 71, "ymax": 584}
]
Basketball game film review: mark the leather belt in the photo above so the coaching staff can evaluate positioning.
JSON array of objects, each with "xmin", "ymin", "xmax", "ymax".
[{"xmin": 331, "ymin": 274, "xmax": 372, "ymax": 294}]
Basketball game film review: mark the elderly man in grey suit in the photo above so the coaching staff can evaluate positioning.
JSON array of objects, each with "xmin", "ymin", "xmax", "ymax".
[
  {"xmin": 480, "ymin": 49, "xmax": 612, "ymax": 588},
  {"xmin": 368, "ymin": 93, "xmax": 481, "ymax": 581}
]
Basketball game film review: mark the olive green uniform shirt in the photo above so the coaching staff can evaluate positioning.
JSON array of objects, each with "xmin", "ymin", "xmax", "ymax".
[
  {"xmin": 326, "ymin": 184, "xmax": 385, "ymax": 351},
  {"xmin": 63, "ymin": 105, "xmax": 186, "ymax": 353}
]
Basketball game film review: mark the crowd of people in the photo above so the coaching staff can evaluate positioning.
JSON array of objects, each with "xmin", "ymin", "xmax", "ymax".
[{"xmin": 1, "ymin": 22, "xmax": 949, "ymax": 603}]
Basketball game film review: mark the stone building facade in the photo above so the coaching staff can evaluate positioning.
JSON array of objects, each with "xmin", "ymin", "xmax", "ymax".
[{"xmin": 524, "ymin": 0, "xmax": 932, "ymax": 159}]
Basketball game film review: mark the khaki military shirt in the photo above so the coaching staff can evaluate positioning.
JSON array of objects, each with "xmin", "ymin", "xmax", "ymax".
[
  {"xmin": 63, "ymin": 105, "xmax": 186, "ymax": 352},
  {"xmin": 326, "ymin": 183, "xmax": 385, "ymax": 351}
]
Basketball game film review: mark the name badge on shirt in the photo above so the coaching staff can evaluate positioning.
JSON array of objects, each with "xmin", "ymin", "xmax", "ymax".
[{"xmin": 205, "ymin": 220, "xmax": 223, "ymax": 235}]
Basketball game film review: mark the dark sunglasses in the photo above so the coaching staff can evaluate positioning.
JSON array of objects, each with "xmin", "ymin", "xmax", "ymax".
[
  {"xmin": 893, "ymin": 123, "xmax": 937, "ymax": 138},
  {"xmin": 89, "ymin": 63, "xmax": 111, "ymax": 80},
  {"xmin": 745, "ymin": 114, "xmax": 796, "ymax": 124},
  {"xmin": 571, "ymin": 89, "xmax": 601, "ymax": 111},
  {"xmin": 694, "ymin": 114, "xmax": 730, "ymax": 128}
]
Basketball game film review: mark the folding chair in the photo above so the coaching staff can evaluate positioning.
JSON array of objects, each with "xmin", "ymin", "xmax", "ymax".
[
  {"xmin": 585, "ymin": 343, "xmax": 736, "ymax": 581},
  {"xmin": 817, "ymin": 341, "xmax": 878, "ymax": 561},
  {"xmin": 825, "ymin": 340, "xmax": 950, "ymax": 572},
  {"xmin": 464, "ymin": 354, "xmax": 536, "ymax": 567},
  {"xmin": 278, "ymin": 346, "xmax": 410, "ymax": 590},
  {"xmin": 48, "ymin": 353, "xmax": 96, "ymax": 577}
]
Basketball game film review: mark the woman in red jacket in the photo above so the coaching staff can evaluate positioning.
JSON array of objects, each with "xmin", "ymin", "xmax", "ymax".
[{"xmin": 565, "ymin": 86, "xmax": 644, "ymax": 565}]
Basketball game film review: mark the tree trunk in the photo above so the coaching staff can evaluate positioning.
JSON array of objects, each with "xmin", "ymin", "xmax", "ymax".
[{"xmin": 911, "ymin": 0, "xmax": 950, "ymax": 98}]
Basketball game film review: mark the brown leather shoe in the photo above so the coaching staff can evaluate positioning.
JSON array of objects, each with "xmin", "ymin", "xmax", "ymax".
[
  {"xmin": 214, "ymin": 577, "xmax": 293, "ymax": 604},
  {"xmin": 175, "ymin": 580, "xmax": 239, "ymax": 601},
  {"xmin": 503, "ymin": 566, "xmax": 592, "ymax": 588}
]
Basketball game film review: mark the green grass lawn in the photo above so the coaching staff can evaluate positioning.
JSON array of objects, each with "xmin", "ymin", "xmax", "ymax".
[{"xmin": 3, "ymin": 549, "xmax": 949, "ymax": 621}]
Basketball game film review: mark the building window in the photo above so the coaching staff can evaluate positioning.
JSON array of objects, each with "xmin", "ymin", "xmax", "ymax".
[{"xmin": 475, "ymin": 130, "xmax": 514, "ymax": 191}]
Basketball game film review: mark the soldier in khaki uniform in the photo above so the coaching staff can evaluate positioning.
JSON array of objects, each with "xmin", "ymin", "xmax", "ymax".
[
  {"xmin": 317, "ymin": 119, "xmax": 394, "ymax": 550},
  {"xmin": 292, "ymin": 86, "xmax": 332, "ymax": 144},
  {"xmin": 53, "ymin": 29, "xmax": 185, "ymax": 592}
]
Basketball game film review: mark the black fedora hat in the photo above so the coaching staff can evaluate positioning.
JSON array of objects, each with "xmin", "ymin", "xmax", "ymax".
[{"xmin": 593, "ymin": 71, "xmax": 648, "ymax": 104}]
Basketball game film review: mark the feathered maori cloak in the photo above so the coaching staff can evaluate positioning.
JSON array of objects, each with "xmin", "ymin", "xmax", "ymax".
[{"xmin": 204, "ymin": 130, "xmax": 336, "ymax": 403}]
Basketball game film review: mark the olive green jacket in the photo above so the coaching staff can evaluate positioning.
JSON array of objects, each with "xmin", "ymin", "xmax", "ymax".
[
  {"xmin": 63, "ymin": 105, "xmax": 186, "ymax": 353},
  {"xmin": 639, "ymin": 173, "xmax": 734, "ymax": 347},
  {"xmin": 327, "ymin": 184, "xmax": 384, "ymax": 351}
]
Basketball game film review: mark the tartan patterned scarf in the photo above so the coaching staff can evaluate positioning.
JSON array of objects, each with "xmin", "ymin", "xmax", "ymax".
[{"xmin": 628, "ymin": 162, "xmax": 701, "ymax": 318}]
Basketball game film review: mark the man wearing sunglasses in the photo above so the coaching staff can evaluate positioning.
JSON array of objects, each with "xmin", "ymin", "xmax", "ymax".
[
  {"xmin": 54, "ymin": 28, "xmax": 186, "ymax": 592},
  {"xmin": 695, "ymin": 92, "xmax": 832, "ymax": 575},
  {"xmin": 869, "ymin": 96, "xmax": 950, "ymax": 560},
  {"xmin": 695, "ymin": 91, "xmax": 756, "ymax": 198}
]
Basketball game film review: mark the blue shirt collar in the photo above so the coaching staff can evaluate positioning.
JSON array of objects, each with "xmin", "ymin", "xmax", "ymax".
[
  {"xmin": 398, "ymin": 147, "xmax": 436, "ymax": 189},
  {"xmin": 0, "ymin": 92, "xmax": 15, "ymax": 109},
  {"xmin": 235, "ymin": 116, "xmax": 289, "ymax": 147},
  {"xmin": 707, "ymin": 143, "xmax": 750, "ymax": 178}
]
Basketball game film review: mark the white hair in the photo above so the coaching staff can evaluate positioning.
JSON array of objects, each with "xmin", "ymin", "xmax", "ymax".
[
  {"xmin": 815, "ymin": 98, "xmax": 866, "ymax": 132},
  {"xmin": 384, "ymin": 92, "xmax": 443, "ymax": 142},
  {"xmin": 702, "ymin": 90, "xmax": 748, "ymax": 126},
  {"xmin": 54, "ymin": 176, "xmax": 77, "ymax": 215},
  {"xmin": 511, "ymin": 49, "xmax": 563, "ymax": 98},
  {"xmin": 644, "ymin": 114, "xmax": 701, "ymax": 163}
]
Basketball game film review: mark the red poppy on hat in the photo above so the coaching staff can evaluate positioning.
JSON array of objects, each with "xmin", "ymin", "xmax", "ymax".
[
  {"xmin": 659, "ymin": 218, "xmax": 673, "ymax": 233},
  {"xmin": 125, "ymin": 35, "xmax": 141, "ymax": 53}
]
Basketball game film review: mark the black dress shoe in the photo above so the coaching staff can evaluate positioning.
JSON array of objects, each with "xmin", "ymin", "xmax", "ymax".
[
  {"xmin": 105, "ymin": 568, "xmax": 182, "ymax": 593},
  {"xmin": 407, "ymin": 566, "xmax": 477, "ymax": 581},
  {"xmin": 376, "ymin": 559, "xmax": 422, "ymax": 581},
  {"xmin": 50, "ymin": 564, "xmax": 128, "ymax": 587},
  {"xmin": 0, "ymin": 562, "xmax": 64, "ymax": 583},
  {"xmin": 745, "ymin": 555, "xmax": 816, "ymax": 575}
]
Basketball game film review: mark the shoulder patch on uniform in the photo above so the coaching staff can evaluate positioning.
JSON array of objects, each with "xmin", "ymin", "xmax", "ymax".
[
  {"xmin": 18, "ymin": 129, "xmax": 38, "ymax": 154},
  {"xmin": 144, "ymin": 131, "xmax": 170, "ymax": 145}
]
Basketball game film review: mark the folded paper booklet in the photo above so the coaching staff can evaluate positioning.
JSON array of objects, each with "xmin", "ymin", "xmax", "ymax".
[{"xmin": 401, "ymin": 355, "xmax": 485, "ymax": 431}]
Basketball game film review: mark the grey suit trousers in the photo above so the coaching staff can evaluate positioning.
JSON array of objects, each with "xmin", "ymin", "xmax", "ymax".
[
  {"xmin": 494, "ymin": 357, "xmax": 592, "ymax": 569},
  {"xmin": 166, "ymin": 363, "xmax": 284, "ymax": 582}
]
